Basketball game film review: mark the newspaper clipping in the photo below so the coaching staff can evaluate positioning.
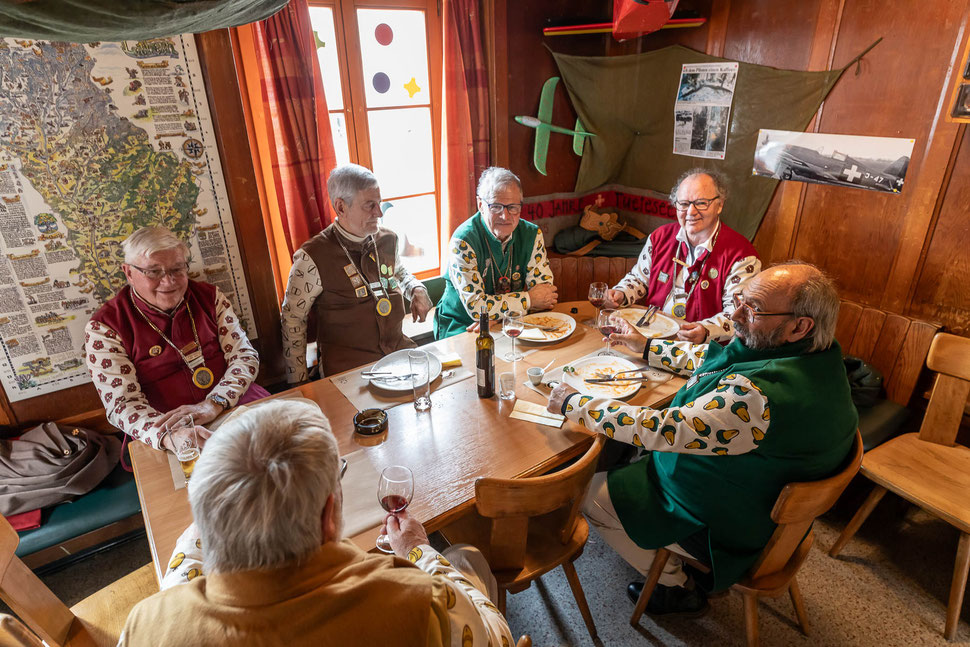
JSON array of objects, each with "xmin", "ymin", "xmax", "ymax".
[{"xmin": 673, "ymin": 62, "xmax": 739, "ymax": 160}]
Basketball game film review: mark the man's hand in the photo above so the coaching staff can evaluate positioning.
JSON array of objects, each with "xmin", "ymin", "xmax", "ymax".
[
  {"xmin": 410, "ymin": 288, "xmax": 433, "ymax": 323},
  {"xmin": 160, "ymin": 425, "xmax": 212, "ymax": 453},
  {"xmin": 547, "ymin": 381, "xmax": 578, "ymax": 415},
  {"xmin": 605, "ymin": 289, "xmax": 626, "ymax": 308},
  {"xmin": 608, "ymin": 317, "xmax": 648, "ymax": 355},
  {"xmin": 527, "ymin": 283, "xmax": 558, "ymax": 311},
  {"xmin": 156, "ymin": 399, "xmax": 224, "ymax": 430},
  {"xmin": 676, "ymin": 322, "xmax": 709, "ymax": 344},
  {"xmin": 382, "ymin": 510, "xmax": 429, "ymax": 557}
]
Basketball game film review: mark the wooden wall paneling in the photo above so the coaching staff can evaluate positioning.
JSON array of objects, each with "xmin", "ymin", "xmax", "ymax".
[
  {"xmin": 608, "ymin": 257, "xmax": 628, "ymax": 286},
  {"xmin": 704, "ymin": 0, "xmax": 731, "ymax": 57},
  {"xmin": 484, "ymin": 0, "xmax": 509, "ymax": 168},
  {"xmin": 888, "ymin": 321, "xmax": 941, "ymax": 405},
  {"xmin": 791, "ymin": 1, "xmax": 968, "ymax": 306},
  {"xmin": 196, "ymin": 30, "xmax": 284, "ymax": 385},
  {"xmin": 868, "ymin": 313, "xmax": 911, "ymax": 399},
  {"xmin": 576, "ymin": 257, "xmax": 593, "ymax": 297},
  {"xmin": 834, "ymin": 300, "xmax": 862, "ymax": 349},
  {"xmin": 591, "ymin": 256, "xmax": 611, "ymax": 285},
  {"xmin": 560, "ymin": 256, "xmax": 579, "ymax": 302},
  {"xmin": 845, "ymin": 307, "xmax": 886, "ymax": 360}
]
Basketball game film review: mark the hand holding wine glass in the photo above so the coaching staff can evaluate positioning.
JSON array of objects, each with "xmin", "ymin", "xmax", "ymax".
[
  {"xmin": 597, "ymin": 308, "xmax": 619, "ymax": 357},
  {"xmin": 376, "ymin": 465, "xmax": 414, "ymax": 553}
]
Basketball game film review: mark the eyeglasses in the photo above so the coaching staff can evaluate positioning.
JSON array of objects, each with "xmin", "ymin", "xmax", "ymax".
[
  {"xmin": 129, "ymin": 263, "xmax": 189, "ymax": 281},
  {"xmin": 732, "ymin": 293, "xmax": 795, "ymax": 318},
  {"xmin": 340, "ymin": 458, "xmax": 348, "ymax": 479},
  {"xmin": 481, "ymin": 199, "xmax": 522, "ymax": 216},
  {"xmin": 674, "ymin": 196, "xmax": 720, "ymax": 212}
]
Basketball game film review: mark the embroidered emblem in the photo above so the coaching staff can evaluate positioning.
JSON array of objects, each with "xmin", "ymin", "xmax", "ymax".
[
  {"xmin": 658, "ymin": 271, "xmax": 669, "ymax": 283},
  {"xmin": 343, "ymin": 263, "xmax": 356, "ymax": 277}
]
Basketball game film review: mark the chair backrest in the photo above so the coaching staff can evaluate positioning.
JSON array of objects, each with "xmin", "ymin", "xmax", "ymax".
[
  {"xmin": 747, "ymin": 430, "xmax": 863, "ymax": 581},
  {"xmin": 834, "ymin": 299, "xmax": 940, "ymax": 406},
  {"xmin": 547, "ymin": 256, "xmax": 637, "ymax": 302},
  {"xmin": 473, "ymin": 435, "xmax": 605, "ymax": 571},
  {"xmin": 918, "ymin": 332, "xmax": 970, "ymax": 446},
  {"xmin": 0, "ymin": 515, "xmax": 76, "ymax": 646}
]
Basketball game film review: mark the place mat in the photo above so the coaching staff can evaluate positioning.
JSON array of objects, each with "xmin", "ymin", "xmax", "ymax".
[
  {"xmin": 494, "ymin": 334, "xmax": 539, "ymax": 361},
  {"xmin": 341, "ymin": 449, "xmax": 387, "ymax": 537},
  {"xmin": 330, "ymin": 363, "xmax": 473, "ymax": 413},
  {"xmin": 509, "ymin": 399, "xmax": 564, "ymax": 428}
]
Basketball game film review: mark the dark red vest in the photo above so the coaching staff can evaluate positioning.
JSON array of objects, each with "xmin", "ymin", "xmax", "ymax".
[
  {"xmin": 644, "ymin": 223, "xmax": 759, "ymax": 321},
  {"xmin": 90, "ymin": 282, "xmax": 265, "ymax": 413}
]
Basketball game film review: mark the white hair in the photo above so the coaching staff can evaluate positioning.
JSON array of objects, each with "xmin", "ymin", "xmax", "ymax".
[
  {"xmin": 774, "ymin": 260, "xmax": 840, "ymax": 353},
  {"xmin": 188, "ymin": 400, "xmax": 340, "ymax": 574},
  {"xmin": 477, "ymin": 166, "xmax": 522, "ymax": 202},
  {"xmin": 669, "ymin": 168, "xmax": 729, "ymax": 203},
  {"xmin": 327, "ymin": 163, "xmax": 379, "ymax": 207},
  {"xmin": 122, "ymin": 226, "xmax": 189, "ymax": 264}
]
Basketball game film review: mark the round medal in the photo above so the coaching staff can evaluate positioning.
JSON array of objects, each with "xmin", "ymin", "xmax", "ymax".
[
  {"xmin": 376, "ymin": 297, "xmax": 392, "ymax": 317},
  {"xmin": 497, "ymin": 276, "xmax": 511, "ymax": 294},
  {"xmin": 673, "ymin": 304, "xmax": 687, "ymax": 319},
  {"xmin": 149, "ymin": 345, "xmax": 163, "ymax": 357},
  {"xmin": 709, "ymin": 268, "xmax": 719, "ymax": 279},
  {"xmin": 192, "ymin": 366, "xmax": 214, "ymax": 389},
  {"xmin": 700, "ymin": 280, "xmax": 710, "ymax": 290}
]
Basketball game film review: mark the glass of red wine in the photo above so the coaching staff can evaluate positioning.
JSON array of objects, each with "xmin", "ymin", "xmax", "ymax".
[
  {"xmin": 587, "ymin": 282, "xmax": 608, "ymax": 326},
  {"xmin": 597, "ymin": 308, "xmax": 619, "ymax": 357},
  {"xmin": 376, "ymin": 465, "xmax": 414, "ymax": 553},
  {"xmin": 503, "ymin": 312, "xmax": 524, "ymax": 362}
]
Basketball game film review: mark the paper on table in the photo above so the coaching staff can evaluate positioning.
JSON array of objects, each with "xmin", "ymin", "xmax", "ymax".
[
  {"xmin": 509, "ymin": 399, "xmax": 565, "ymax": 428},
  {"xmin": 331, "ymin": 365, "xmax": 473, "ymax": 413},
  {"xmin": 341, "ymin": 449, "xmax": 387, "ymax": 537}
]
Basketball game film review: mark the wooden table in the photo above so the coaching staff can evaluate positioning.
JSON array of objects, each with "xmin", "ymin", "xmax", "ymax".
[{"xmin": 130, "ymin": 301, "xmax": 685, "ymax": 581}]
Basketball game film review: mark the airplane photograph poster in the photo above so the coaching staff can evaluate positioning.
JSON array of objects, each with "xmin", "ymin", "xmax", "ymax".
[
  {"xmin": 752, "ymin": 129, "xmax": 915, "ymax": 194},
  {"xmin": 673, "ymin": 62, "xmax": 738, "ymax": 160}
]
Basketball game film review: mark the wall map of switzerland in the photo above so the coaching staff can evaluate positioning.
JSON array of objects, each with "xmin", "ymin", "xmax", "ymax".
[{"xmin": 0, "ymin": 36, "xmax": 254, "ymax": 402}]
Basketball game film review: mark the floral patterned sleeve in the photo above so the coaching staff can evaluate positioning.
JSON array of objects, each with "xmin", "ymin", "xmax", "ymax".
[
  {"xmin": 408, "ymin": 545, "xmax": 514, "ymax": 647},
  {"xmin": 612, "ymin": 236, "xmax": 653, "ymax": 306},
  {"xmin": 84, "ymin": 320, "xmax": 165, "ymax": 448},
  {"xmin": 699, "ymin": 255, "xmax": 761, "ymax": 343},
  {"xmin": 643, "ymin": 339, "xmax": 709, "ymax": 376},
  {"xmin": 525, "ymin": 229, "xmax": 554, "ymax": 290},
  {"xmin": 448, "ymin": 237, "xmax": 530, "ymax": 321},
  {"xmin": 561, "ymin": 372, "xmax": 771, "ymax": 456},
  {"xmin": 280, "ymin": 250, "xmax": 323, "ymax": 384},
  {"xmin": 210, "ymin": 288, "xmax": 260, "ymax": 406}
]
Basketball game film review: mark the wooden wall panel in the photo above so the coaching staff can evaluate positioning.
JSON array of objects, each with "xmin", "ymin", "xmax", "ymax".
[{"xmin": 722, "ymin": 0, "xmax": 820, "ymax": 68}]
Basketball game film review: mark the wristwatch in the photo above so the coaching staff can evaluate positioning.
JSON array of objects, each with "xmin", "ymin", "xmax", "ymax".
[{"xmin": 208, "ymin": 393, "xmax": 230, "ymax": 410}]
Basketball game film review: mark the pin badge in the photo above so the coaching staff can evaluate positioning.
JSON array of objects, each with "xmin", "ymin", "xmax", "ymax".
[
  {"xmin": 355, "ymin": 286, "xmax": 368, "ymax": 298},
  {"xmin": 343, "ymin": 263, "xmax": 356, "ymax": 277},
  {"xmin": 709, "ymin": 268, "xmax": 718, "ymax": 279},
  {"xmin": 700, "ymin": 280, "xmax": 710, "ymax": 290},
  {"xmin": 350, "ymin": 274, "xmax": 364, "ymax": 288},
  {"xmin": 658, "ymin": 271, "xmax": 669, "ymax": 283},
  {"xmin": 149, "ymin": 345, "xmax": 163, "ymax": 357}
]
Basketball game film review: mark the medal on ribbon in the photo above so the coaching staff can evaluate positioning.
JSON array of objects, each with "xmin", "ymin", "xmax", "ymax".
[
  {"xmin": 193, "ymin": 367, "xmax": 214, "ymax": 388},
  {"xmin": 673, "ymin": 304, "xmax": 687, "ymax": 319},
  {"xmin": 376, "ymin": 297, "xmax": 392, "ymax": 316}
]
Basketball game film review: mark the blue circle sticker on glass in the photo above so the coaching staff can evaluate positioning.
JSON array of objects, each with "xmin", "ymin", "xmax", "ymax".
[{"xmin": 373, "ymin": 72, "xmax": 390, "ymax": 94}]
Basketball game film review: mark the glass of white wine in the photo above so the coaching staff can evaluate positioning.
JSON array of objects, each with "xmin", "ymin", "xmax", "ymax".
[{"xmin": 168, "ymin": 414, "xmax": 199, "ymax": 484}]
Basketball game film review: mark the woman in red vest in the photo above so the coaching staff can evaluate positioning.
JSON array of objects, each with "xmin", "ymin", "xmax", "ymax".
[
  {"xmin": 606, "ymin": 169, "xmax": 761, "ymax": 343},
  {"xmin": 85, "ymin": 227, "xmax": 268, "ymax": 453}
]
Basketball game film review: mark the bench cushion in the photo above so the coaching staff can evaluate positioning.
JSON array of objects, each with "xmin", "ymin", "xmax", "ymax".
[{"xmin": 858, "ymin": 399, "xmax": 910, "ymax": 451}]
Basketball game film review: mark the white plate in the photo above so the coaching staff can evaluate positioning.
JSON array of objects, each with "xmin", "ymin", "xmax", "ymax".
[
  {"xmin": 562, "ymin": 355, "xmax": 643, "ymax": 399},
  {"xmin": 366, "ymin": 349, "xmax": 442, "ymax": 393},
  {"xmin": 614, "ymin": 308, "xmax": 681, "ymax": 339},
  {"xmin": 506, "ymin": 312, "xmax": 576, "ymax": 343}
]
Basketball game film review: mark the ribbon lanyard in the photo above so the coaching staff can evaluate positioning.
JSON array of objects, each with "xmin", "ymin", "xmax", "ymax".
[
  {"xmin": 129, "ymin": 291, "xmax": 214, "ymax": 389},
  {"xmin": 336, "ymin": 235, "xmax": 392, "ymax": 317},
  {"xmin": 670, "ymin": 226, "xmax": 720, "ymax": 319}
]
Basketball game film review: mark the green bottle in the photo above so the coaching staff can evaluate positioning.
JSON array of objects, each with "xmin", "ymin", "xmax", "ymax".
[{"xmin": 476, "ymin": 308, "xmax": 494, "ymax": 398}]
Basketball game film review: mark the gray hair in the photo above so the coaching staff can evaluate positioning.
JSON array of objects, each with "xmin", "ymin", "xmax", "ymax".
[
  {"xmin": 188, "ymin": 400, "xmax": 340, "ymax": 574},
  {"xmin": 774, "ymin": 260, "xmax": 840, "ymax": 353},
  {"xmin": 122, "ymin": 226, "xmax": 189, "ymax": 264},
  {"xmin": 477, "ymin": 166, "xmax": 522, "ymax": 202},
  {"xmin": 669, "ymin": 168, "xmax": 729, "ymax": 203},
  {"xmin": 327, "ymin": 163, "xmax": 379, "ymax": 207}
]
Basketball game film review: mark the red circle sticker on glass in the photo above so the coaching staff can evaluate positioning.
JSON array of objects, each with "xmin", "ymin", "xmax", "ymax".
[{"xmin": 375, "ymin": 23, "xmax": 393, "ymax": 46}]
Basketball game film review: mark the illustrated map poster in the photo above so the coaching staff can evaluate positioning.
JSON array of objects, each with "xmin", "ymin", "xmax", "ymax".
[{"xmin": 0, "ymin": 36, "xmax": 254, "ymax": 402}]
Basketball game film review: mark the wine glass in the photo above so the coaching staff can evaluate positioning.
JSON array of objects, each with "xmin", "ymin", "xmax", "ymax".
[
  {"xmin": 597, "ymin": 308, "xmax": 618, "ymax": 357},
  {"xmin": 503, "ymin": 312, "xmax": 524, "ymax": 362},
  {"xmin": 376, "ymin": 465, "xmax": 414, "ymax": 553},
  {"xmin": 586, "ymin": 282, "xmax": 608, "ymax": 326}
]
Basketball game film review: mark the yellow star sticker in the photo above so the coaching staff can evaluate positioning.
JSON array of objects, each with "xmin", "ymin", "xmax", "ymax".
[{"xmin": 404, "ymin": 77, "xmax": 421, "ymax": 98}]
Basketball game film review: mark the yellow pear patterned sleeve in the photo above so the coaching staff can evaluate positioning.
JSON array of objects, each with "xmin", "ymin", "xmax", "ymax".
[
  {"xmin": 562, "ymin": 372, "xmax": 771, "ymax": 456},
  {"xmin": 644, "ymin": 339, "xmax": 709, "ymax": 376}
]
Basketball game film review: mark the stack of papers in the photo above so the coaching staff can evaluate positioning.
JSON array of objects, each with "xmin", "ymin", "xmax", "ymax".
[{"xmin": 509, "ymin": 399, "xmax": 566, "ymax": 428}]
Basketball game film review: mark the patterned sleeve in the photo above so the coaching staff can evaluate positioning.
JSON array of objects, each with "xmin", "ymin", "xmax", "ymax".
[
  {"xmin": 643, "ymin": 339, "xmax": 709, "ymax": 376},
  {"xmin": 448, "ymin": 237, "xmax": 530, "ymax": 321},
  {"xmin": 698, "ymin": 255, "xmax": 761, "ymax": 343},
  {"xmin": 280, "ymin": 250, "xmax": 323, "ymax": 384},
  {"xmin": 409, "ymin": 545, "xmax": 514, "ymax": 647},
  {"xmin": 210, "ymin": 288, "xmax": 260, "ymax": 407},
  {"xmin": 524, "ymin": 229, "xmax": 554, "ymax": 290},
  {"xmin": 612, "ymin": 236, "xmax": 653, "ymax": 306},
  {"xmin": 562, "ymin": 372, "xmax": 771, "ymax": 455},
  {"xmin": 84, "ymin": 320, "xmax": 165, "ymax": 448},
  {"xmin": 159, "ymin": 524, "xmax": 203, "ymax": 590}
]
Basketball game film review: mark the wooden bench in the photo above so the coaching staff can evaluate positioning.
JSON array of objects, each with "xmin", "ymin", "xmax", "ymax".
[{"xmin": 547, "ymin": 255, "xmax": 637, "ymax": 303}]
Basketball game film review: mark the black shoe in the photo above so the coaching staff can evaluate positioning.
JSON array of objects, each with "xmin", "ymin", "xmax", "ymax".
[{"xmin": 627, "ymin": 580, "xmax": 710, "ymax": 618}]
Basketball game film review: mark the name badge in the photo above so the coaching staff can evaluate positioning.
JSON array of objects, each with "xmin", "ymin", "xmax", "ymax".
[{"xmin": 658, "ymin": 271, "xmax": 669, "ymax": 283}]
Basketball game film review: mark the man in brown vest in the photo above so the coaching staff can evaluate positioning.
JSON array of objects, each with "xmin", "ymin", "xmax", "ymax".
[
  {"xmin": 119, "ymin": 399, "xmax": 514, "ymax": 646},
  {"xmin": 281, "ymin": 164, "xmax": 433, "ymax": 380}
]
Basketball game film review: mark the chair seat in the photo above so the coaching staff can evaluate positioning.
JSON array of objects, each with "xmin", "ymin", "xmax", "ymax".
[
  {"xmin": 68, "ymin": 563, "xmax": 157, "ymax": 647},
  {"xmin": 861, "ymin": 432, "xmax": 970, "ymax": 533},
  {"xmin": 441, "ymin": 507, "xmax": 589, "ymax": 590}
]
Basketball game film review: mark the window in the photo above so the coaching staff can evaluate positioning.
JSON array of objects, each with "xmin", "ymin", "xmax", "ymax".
[{"xmin": 308, "ymin": 0, "xmax": 442, "ymax": 278}]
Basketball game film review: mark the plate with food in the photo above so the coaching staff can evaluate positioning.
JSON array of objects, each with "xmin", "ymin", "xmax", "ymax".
[
  {"xmin": 512, "ymin": 312, "xmax": 576, "ymax": 343},
  {"xmin": 614, "ymin": 308, "xmax": 681, "ymax": 339},
  {"xmin": 561, "ymin": 355, "xmax": 645, "ymax": 399}
]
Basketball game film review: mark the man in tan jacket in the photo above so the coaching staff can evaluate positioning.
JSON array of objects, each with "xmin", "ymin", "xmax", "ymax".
[{"xmin": 118, "ymin": 399, "xmax": 513, "ymax": 646}]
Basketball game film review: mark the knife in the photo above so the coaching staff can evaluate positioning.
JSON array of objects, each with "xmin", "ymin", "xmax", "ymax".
[
  {"xmin": 520, "ymin": 320, "xmax": 559, "ymax": 332},
  {"xmin": 584, "ymin": 375, "xmax": 656, "ymax": 384}
]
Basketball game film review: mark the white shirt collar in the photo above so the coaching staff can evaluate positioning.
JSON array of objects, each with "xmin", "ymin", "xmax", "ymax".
[
  {"xmin": 676, "ymin": 221, "xmax": 720, "ymax": 264},
  {"xmin": 334, "ymin": 219, "xmax": 369, "ymax": 244}
]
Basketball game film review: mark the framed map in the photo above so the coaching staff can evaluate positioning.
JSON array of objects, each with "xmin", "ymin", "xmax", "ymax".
[{"xmin": 0, "ymin": 36, "xmax": 254, "ymax": 402}]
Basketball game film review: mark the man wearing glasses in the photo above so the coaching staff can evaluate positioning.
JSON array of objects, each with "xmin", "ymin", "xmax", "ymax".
[
  {"xmin": 434, "ymin": 166, "xmax": 557, "ymax": 338},
  {"xmin": 605, "ymin": 169, "xmax": 760, "ymax": 344},
  {"xmin": 547, "ymin": 262, "xmax": 857, "ymax": 616},
  {"xmin": 85, "ymin": 226, "xmax": 268, "ymax": 452}
]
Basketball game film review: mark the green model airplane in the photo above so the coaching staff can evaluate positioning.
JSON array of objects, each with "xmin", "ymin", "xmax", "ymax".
[{"xmin": 514, "ymin": 76, "xmax": 595, "ymax": 176}]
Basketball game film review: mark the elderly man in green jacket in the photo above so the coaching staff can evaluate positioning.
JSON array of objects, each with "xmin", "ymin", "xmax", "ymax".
[{"xmin": 547, "ymin": 262, "xmax": 857, "ymax": 616}]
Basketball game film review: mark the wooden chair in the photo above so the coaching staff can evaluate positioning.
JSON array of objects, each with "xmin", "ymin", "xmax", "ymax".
[
  {"xmin": 440, "ymin": 435, "xmax": 605, "ymax": 642},
  {"xmin": 0, "ymin": 514, "xmax": 157, "ymax": 647},
  {"xmin": 515, "ymin": 636, "xmax": 532, "ymax": 647},
  {"xmin": 829, "ymin": 332, "xmax": 970, "ymax": 640},
  {"xmin": 631, "ymin": 431, "xmax": 864, "ymax": 647}
]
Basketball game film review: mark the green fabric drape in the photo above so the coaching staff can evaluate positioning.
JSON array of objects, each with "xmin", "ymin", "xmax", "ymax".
[
  {"xmin": 0, "ymin": 0, "xmax": 289, "ymax": 41},
  {"xmin": 553, "ymin": 45, "xmax": 850, "ymax": 239}
]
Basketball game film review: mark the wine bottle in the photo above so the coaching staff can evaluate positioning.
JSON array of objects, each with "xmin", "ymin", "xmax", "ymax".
[{"xmin": 476, "ymin": 308, "xmax": 495, "ymax": 398}]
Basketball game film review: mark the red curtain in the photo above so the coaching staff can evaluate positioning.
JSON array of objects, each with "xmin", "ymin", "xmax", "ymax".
[
  {"xmin": 441, "ymin": 0, "xmax": 490, "ymax": 251},
  {"xmin": 249, "ymin": 0, "xmax": 337, "ymax": 255}
]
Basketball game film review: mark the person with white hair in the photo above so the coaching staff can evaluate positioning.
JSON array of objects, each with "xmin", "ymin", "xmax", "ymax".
[
  {"xmin": 281, "ymin": 163, "xmax": 432, "ymax": 380},
  {"xmin": 434, "ymin": 166, "xmax": 557, "ymax": 339},
  {"xmin": 85, "ymin": 226, "xmax": 268, "ymax": 452},
  {"xmin": 547, "ymin": 262, "xmax": 856, "ymax": 616},
  {"xmin": 118, "ymin": 400, "xmax": 514, "ymax": 647}
]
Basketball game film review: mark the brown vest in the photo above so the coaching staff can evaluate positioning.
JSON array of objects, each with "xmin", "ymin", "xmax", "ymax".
[{"xmin": 302, "ymin": 225, "xmax": 414, "ymax": 376}]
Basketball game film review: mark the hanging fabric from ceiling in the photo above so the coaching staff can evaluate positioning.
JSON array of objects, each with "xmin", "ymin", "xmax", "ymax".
[
  {"xmin": 0, "ymin": 0, "xmax": 288, "ymax": 42},
  {"xmin": 553, "ymin": 44, "xmax": 873, "ymax": 239}
]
